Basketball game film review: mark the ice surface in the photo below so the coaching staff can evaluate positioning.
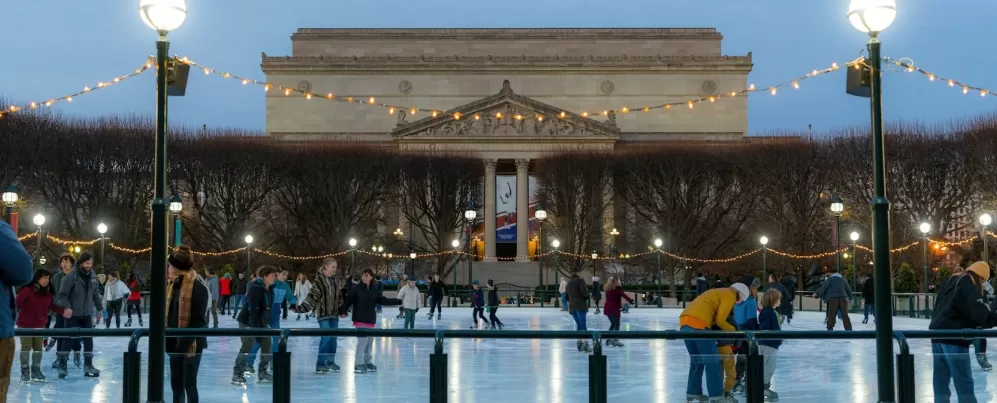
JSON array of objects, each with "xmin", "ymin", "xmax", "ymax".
[{"xmin": 7, "ymin": 307, "xmax": 996, "ymax": 402}]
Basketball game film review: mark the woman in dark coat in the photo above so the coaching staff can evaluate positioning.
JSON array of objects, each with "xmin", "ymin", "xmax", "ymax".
[
  {"xmin": 341, "ymin": 269, "xmax": 401, "ymax": 374},
  {"xmin": 165, "ymin": 245, "xmax": 209, "ymax": 403}
]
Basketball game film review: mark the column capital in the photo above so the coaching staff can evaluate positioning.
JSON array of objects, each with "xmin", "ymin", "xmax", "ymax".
[
  {"xmin": 484, "ymin": 159, "xmax": 498, "ymax": 171},
  {"xmin": 515, "ymin": 159, "xmax": 530, "ymax": 171}
]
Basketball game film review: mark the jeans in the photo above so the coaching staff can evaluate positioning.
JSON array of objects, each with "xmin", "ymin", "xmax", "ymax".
[
  {"xmin": 560, "ymin": 293, "xmax": 568, "ymax": 308},
  {"xmin": 403, "ymin": 308, "xmax": 417, "ymax": 329},
  {"xmin": 472, "ymin": 307, "xmax": 488, "ymax": 325},
  {"xmin": 570, "ymin": 311, "xmax": 587, "ymax": 331},
  {"xmin": 316, "ymin": 318, "xmax": 339, "ymax": 368},
  {"xmin": 248, "ymin": 303, "xmax": 281, "ymax": 367},
  {"xmin": 105, "ymin": 300, "xmax": 123, "ymax": 328},
  {"xmin": 681, "ymin": 325, "xmax": 723, "ymax": 397},
  {"xmin": 863, "ymin": 303, "xmax": 874, "ymax": 321},
  {"xmin": 488, "ymin": 306, "xmax": 503, "ymax": 327},
  {"xmin": 169, "ymin": 353, "xmax": 201, "ymax": 403},
  {"xmin": 932, "ymin": 342, "xmax": 976, "ymax": 402},
  {"xmin": 126, "ymin": 300, "xmax": 142, "ymax": 321},
  {"xmin": 232, "ymin": 294, "xmax": 246, "ymax": 315}
]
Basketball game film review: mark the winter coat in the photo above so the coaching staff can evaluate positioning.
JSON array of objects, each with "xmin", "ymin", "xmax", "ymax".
[
  {"xmin": 487, "ymin": 286, "xmax": 500, "ymax": 307},
  {"xmin": 734, "ymin": 296, "xmax": 759, "ymax": 330},
  {"xmin": 205, "ymin": 276, "xmax": 219, "ymax": 302},
  {"xmin": 765, "ymin": 281, "xmax": 792, "ymax": 314},
  {"xmin": 780, "ymin": 278, "xmax": 797, "ymax": 298},
  {"xmin": 603, "ymin": 287, "xmax": 633, "ymax": 317},
  {"xmin": 293, "ymin": 280, "xmax": 312, "ymax": 304},
  {"xmin": 862, "ymin": 277, "xmax": 875, "ymax": 302},
  {"xmin": 758, "ymin": 307, "xmax": 782, "ymax": 349},
  {"xmin": 234, "ymin": 278, "xmax": 249, "ymax": 295},
  {"xmin": 237, "ymin": 279, "xmax": 273, "ymax": 328},
  {"xmin": 104, "ymin": 279, "xmax": 131, "ymax": 302},
  {"xmin": 396, "ymin": 285, "xmax": 420, "ymax": 309},
  {"xmin": 696, "ymin": 276, "xmax": 709, "ymax": 296},
  {"xmin": 272, "ymin": 281, "xmax": 296, "ymax": 305},
  {"xmin": 591, "ymin": 281, "xmax": 601, "ymax": 301},
  {"xmin": 929, "ymin": 273, "xmax": 997, "ymax": 347},
  {"xmin": 0, "ymin": 221, "xmax": 32, "ymax": 338},
  {"xmin": 815, "ymin": 273, "xmax": 852, "ymax": 301},
  {"xmin": 219, "ymin": 277, "xmax": 231, "ymax": 297},
  {"xmin": 471, "ymin": 288, "xmax": 485, "ymax": 307},
  {"xmin": 713, "ymin": 311, "xmax": 739, "ymax": 347},
  {"xmin": 165, "ymin": 274, "xmax": 210, "ymax": 354},
  {"xmin": 127, "ymin": 279, "xmax": 142, "ymax": 302},
  {"xmin": 16, "ymin": 284, "xmax": 65, "ymax": 328},
  {"xmin": 56, "ymin": 268, "xmax": 103, "ymax": 318},
  {"xmin": 558, "ymin": 279, "xmax": 567, "ymax": 294},
  {"xmin": 566, "ymin": 276, "xmax": 588, "ymax": 313},
  {"xmin": 342, "ymin": 281, "xmax": 401, "ymax": 325},
  {"xmin": 298, "ymin": 274, "xmax": 344, "ymax": 321},
  {"xmin": 679, "ymin": 288, "xmax": 738, "ymax": 331},
  {"xmin": 429, "ymin": 281, "xmax": 447, "ymax": 298}
]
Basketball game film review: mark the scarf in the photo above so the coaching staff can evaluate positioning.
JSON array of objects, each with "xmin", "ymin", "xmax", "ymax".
[{"xmin": 166, "ymin": 269, "xmax": 198, "ymax": 357}]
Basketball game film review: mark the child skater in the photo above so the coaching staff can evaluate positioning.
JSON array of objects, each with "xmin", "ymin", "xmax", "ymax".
[
  {"xmin": 486, "ymin": 280, "xmax": 504, "ymax": 329},
  {"xmin": 469, "ymin": 280, "xmax": 489, "ymax": 329},
  {"xmin": 715, "ymin": 310, "xmax": 739, "ymax": 400},
  {"xmin": 17, "ymin": 269, "xmax": 70, "ymax": 383},
  {"xmin": 602, "ymin": 276, "xmax": 632, "ymax": 347},
  {"xmin": 758, "ymin": 288, "xmax": 783, "ymax": 402},
  {"xmin": 341, "ymin": 269, "xmax": 402, "ymax": 374}
]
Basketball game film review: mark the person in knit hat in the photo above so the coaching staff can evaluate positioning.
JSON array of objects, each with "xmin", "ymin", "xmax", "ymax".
[
  {"xmin": 929, "ymin": 261, "xmax": 997, "ymax": 401},
  {"xmin": 679, "ymin": 282, "xmax": 748, "ymax": 402},
  {"xmin": 54, "ymin": 251, "xmax": 103, "ymax": 378}
]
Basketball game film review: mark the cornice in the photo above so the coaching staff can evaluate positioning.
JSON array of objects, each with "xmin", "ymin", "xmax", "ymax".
[{"xmin": 291, "ymin": 28, "xmax": 723, "ymax": 41}]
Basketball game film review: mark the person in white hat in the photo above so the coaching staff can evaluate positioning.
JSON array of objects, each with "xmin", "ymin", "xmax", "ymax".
[
  {"xmin": 929, "ymin": 261, "xmax": 997, "ymax": 402},
  {"xmin": 678, "ymin": 282, "xmax": 748, "ymax": 402}
]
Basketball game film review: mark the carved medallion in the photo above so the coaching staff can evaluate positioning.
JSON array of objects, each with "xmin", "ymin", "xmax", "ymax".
[
  {"xmin": 600, "ymin": 80, "xmax": 616, "ymax": 95},
  {"xmin": 296, "ymin": 80, "xmax": 312, "ymax": 93},
  {"xmin": 398, "ymin": 80, "xmax": 413, "ymax": 95},
  {"xmin": 701, "ymin": 80, "xmax": 717, "ymax": 94}
]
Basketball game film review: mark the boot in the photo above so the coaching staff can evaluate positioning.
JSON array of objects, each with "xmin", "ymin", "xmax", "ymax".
[
  {"xmin": 365, "ymin": 363, "xmax": 377, "ymax": 373},
  {"xmin": 20, "ymin": 366, "xmax": 29, "ymax": 383},
  {"xmin": 576, "ymin": 340, "xmax": 592, "ymax": 353},
  {"xmin": 862, "ymin": 318, "xmax": 868, "ymax": 324},
  {"xmin": 594, "ymin": 308, "xmax": 601, "ymax": 314},
  {"xmin": 57, "ymin": 359, "xmax": 68, "ymax": 379},
  {"xmin": 610, "ymin": 339, "xmax": 625, "ymax": 347},
  {"xmin": 73, "ymin": 351, "xmax": 81, "ymax": 368},
  {"xmin": 125, "ymin": 318, "xmax": 132, "ymax": 327},
  {"xmin": 231, "ymin": 373, "xmax": 247, "ymax": 385},
  {"xmin": 328, "ymin": 361, "xmax": 341, "ymax": 372},
  {"xmin": 296, "ymin": 314, "xmax": 301, "ymax": 321},
  {"xmin": 139, "ymin": 317, "xmax": 144, "ymax": 327},
  {"xmin": 731, "ymin": 378, "xmax": 745, "ymax": 394},
  {"xmin": 978, "ymin": 353, "xmax": 993, "ymax": 371},
  {"xmin": 354, "ymin": 364, "xmax": 367, "ymax": 374},
  {"xmin": 83, "ymin": 364, "xmax": 100, "ymax": 378},
  {"xmin": 31, "ymin": 365, "xmax": 46, "ymax": 382},
  {"xmin": 44, "ymin": 338, "xmax": 55, "ymax": 352},
  {"xmin": 257, "ymin": 368, "xmax": 273, "ymax": 383},
  {"xmin": 437, "ymin": 314, "xmax": 441, "ymax": 320},
  {"xmin": 686, "ymin": 394, "xmax": 708, "ymax": 402},
  {"xmin": 764, "ymin": 383, "xmax": 779, "ymax": 402},
  {"xmin": 714, "ymin": 394, "xmax": 739, "ymax": 402}
]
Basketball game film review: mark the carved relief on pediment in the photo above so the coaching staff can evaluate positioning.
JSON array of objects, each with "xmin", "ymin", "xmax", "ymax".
[{"xmin": 415, "ymin": 104, "xmax": 591, "ymax": 137}]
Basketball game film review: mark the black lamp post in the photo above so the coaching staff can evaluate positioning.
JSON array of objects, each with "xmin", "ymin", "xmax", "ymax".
[
  {"xmin": 918, "ymin": 223, "xmax": 930, "ymax": 294},
  {"xmin": 464, "ymin": 201, "xmax": 477, "ymax": 288},
  {"xmin": 1, "ymin": 185, "xmax": 17, "ymax": 223},
  {"xmin": 244, "ymin": 235, "xmax": 254, "ymax": 273},
  {"xmin": 654, "ymin": 238, "xmax": 663, "ymax": 308},
  {"xmin": 348, "ymin": 238, "xmax": 357, "ymax": 275},
  {"xmin": 535, "ymin": 202, "xmax": 547, "ymax": 296},
  {"xmin": 169, "ymin": 195, "xmax": 183, "ymax": 246},
  {"xmin": 97, "ymin": 223, "xmax": 108, "ymax": 269},
  {"xmin": 32, "ymin": 214, "xmax": 45, "ymax": 269},
  {"xmin": 830, "ymin": 195, "xmax": 844, "ymax": 277},
  {"xmin": 847, "ymin": 0, "xmax": 897, "ymax": 400}
]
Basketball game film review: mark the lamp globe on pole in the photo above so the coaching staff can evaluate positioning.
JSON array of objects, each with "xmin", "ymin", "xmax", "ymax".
[
  {"xmin": 33, "ymin": 214, "xmax": 45, "ymax": 228},
  {"xmin": 847, "ymin": 0, "xmax": 897, "ymax": 37},
  {"xmin": 451, "ymin": 239, "xmax": 459, "ymax": 249},
  {"xmin": 411, "ymin": 252, "xmax": 418, "ymax": 260},
  {"xmin": 244, "ymin": 235, "xmax": 254, "ymax": 245},
  {"xmin": 140, "ymin": 0, "xmax": 188, "ymax": 35},
  {"xmin": 169, "ymin": 195, "xmax": 183, "ymax": 214},
  {"xmin": 1, "ymin": 185, "xmax": 18, "ymax": 205},
  {"xmin": 349, "ymin": 238, "xmax": 357, "ymax": 248},
  {"xmin": 97, "ymin": 223, "xmax": 108, "ymax": 235},
  {"xmin": 760, "ymin": 235, "xmax": 769, "ymax": 288},
  {"xmin": 759, "ymin": 236, "xmax": 769, "ymax": 246},
  {"xmin": 850, "ymin": 231, "xmax": 861, "ymax": 242},
  {"xmin": 980, "ymin": 214, "xmax": 993, "ymax": 227},
  {"xmin": 464, "ymin": 202, "xmax": 477, "ymax": 221},
  {"xmin": 654, "ymin": 238, "xmax": 663, "ymax": 248},
  {"xmin": 551, "ymin": 239, "xmax": 560, "ymax": 249},
  {"xmin": 919, "ymin": 223, "xmax": 931, "ymax": 235}
]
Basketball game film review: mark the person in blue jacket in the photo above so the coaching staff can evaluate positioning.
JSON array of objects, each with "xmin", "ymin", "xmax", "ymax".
[
  {"xmin": 469, "ymin": 280, "xmax": 489, "ymax": 329},
  {"xmin": 731, "ymin": 275, "xmax": 760, "ymax": 394},
  {"xmin": 0, "ymin": 220, "xmax": 34, "ymax": 393},
  {"xmin": 246, "ymin": 268, "xmax": 296, "ymax": 371},
  {"xmin": 757, "ymin": 288, "xmax": 783, "ymax": 402}
]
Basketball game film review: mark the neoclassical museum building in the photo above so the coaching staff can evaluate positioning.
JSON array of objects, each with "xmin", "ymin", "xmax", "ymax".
[{"xmin": 261, "ymin": 28, "xmax": 760, "ymax": 281}]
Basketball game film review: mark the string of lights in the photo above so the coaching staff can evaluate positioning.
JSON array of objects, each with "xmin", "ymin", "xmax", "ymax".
[
  {"xmin": 182, "ymin": 56, "xmax": 857, "ymax": 122},
  {"xmin": 18, "ymin": 233, "xmax": 36, "ymax": 242},
  {"xmin": 0, "ymin": 58, "xmax": 154, "ymax": 120},
  {"xmin": 883, "ymin": 57, "xmax": 997, "ymax": 98}
]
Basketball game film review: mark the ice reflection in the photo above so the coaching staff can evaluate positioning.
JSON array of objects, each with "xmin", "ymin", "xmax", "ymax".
[{"xmin": 550, "ymin": 339, "xmax": 563, "ymax": 403}]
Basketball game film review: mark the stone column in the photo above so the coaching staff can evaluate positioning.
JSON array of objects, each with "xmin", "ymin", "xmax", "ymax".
[
  {"xmin": 515, "ymin": 159, "xmax": 530, "ymax": 262},
  {"xmin": 484, "ymin": 159, "xmax": 497, "ymax": 261},
  {"xmin": 603, "ymin": 176, "xmax": 614, "ymax": 253}
]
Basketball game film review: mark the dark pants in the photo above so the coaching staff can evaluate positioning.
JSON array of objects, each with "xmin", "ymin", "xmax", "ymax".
[
  {"xmin": 126, "ymin": 300, "xmax": 142, "ymax": 322},
  {"xmin": 825, "ymin": 298, "xmax": 852, "ymax": 330},
  {"xmin": 932, "ymin": 342, "xmax": 976, "ymax": 402},
  {"xmin": 864, "ymin": 303, "xmax": 875, "ymax": 321},
  {"xmin": 592, "ymin": 299, "xmax": 600, "ymax": 309},
  {"xmin": 607, "ymin": 315, "xmax": 621, "ymax": 331},
  {"xmin": 219, "ymin": 295, "xmax": 230, "ymax": 315},
  {"xmin": 169, "ymin": 353, "xmax": 201, "ymax": 403},
  {"xmin": 281, "ymin": 300, "xmax": 288, "ymax": 320},
  {"xmin": 58, "ymin": 316, "xmax": 94, "ymax": 365},
  {"xmin": 429, "ymin": 295, "xmax": 443, "ymax": 315},
  {"xmin": 488, "ymin": 306, "xmax": 502, "ymax": 327},
  {"xmin": 472, "ymin": 307, "xmax": 488, "ymax": 325},
  {"xmin": 234, "ymin": 323, "xmax": 271, "ymax": 374},
  {"xmin": 105, "ymin": 300, "xmax": 123, "ymax": 328}
]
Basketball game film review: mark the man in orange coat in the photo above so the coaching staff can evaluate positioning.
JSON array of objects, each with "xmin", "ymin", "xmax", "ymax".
[{"xmin": 679, "ymin": 283, "xmax": 749, "ymax": 402}]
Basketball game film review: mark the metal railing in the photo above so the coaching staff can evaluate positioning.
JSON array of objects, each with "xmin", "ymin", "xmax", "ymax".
[{"xmin": 18, "ymin": 326, "xmax": 997, "ymax": 403}]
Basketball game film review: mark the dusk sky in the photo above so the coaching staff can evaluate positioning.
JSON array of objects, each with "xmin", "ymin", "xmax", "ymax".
[{"xmin": 2, "ymin": 0, "xmax": 995, "ymax": 135}]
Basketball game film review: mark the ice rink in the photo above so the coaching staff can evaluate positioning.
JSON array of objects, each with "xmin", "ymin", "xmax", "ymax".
[{"xmin": 8, "ymin": 307, "xmax": 996, "ymax": 402}]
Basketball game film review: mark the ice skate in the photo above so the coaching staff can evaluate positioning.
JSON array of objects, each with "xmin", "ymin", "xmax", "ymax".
[
  {"xmin": 609, "ymin": 339, "xmax": 625, "ymax": 347},
  {"xmin": 231, "ymin": 373, "xmax": 247, "ymax": 385},
  {"xmin": 731, "ymin": 378, "xmax": 745, "ymax": 394},
  {"xmin": 125, "ymin": 318, "xmax": 132, "ymax": 327},
  {"xmin": 354, "ymin": 364, "xmax": 367, "ymax": 374},
  {"xmin": 594, "ymin": 308, "xmax": 601, "ymax": 314},
  {"xmin": 20, "ymin": 366, "xmax": 30, "ymax": 383},
  {"xmin": 44, "ymin": 338, "xmax": 55, "ymax": 351},
  {"xmin": 365, "ymin": 363, "xmax": 377, "ymax": 373},
  {"xmin": 244, "ymin": 364, "xmax": 254, "ymax": 375},
  {"xmin": 257, "ymin": 369, "xmax": 273, "ymax": 383},
  {"xmin": 764, "ymin": 384, "xmax": 779, "ymax": 401},
  {"xmin": 73, "ymin": 352, "xmax": 81, "ymax": 368},
  {"xmin": 139, "ymin": 318, "xmax": 144, "ymax": 327},
  {"xmin": 396, "ymin": 312, "xmax": 404, "ymax": 319},
  {"xmin": 436, "ymin": 314, "xmax": 441, "ymax": 320},
  {"xmin": 83, "ymin": 364, "xmax": 100, "ymax": 378},
  {"xmin": 497, "ymin": 323, "xmax": 504, "ymax": 330},
  {"xmin": 576, "ymin": 340, "xmax": 592, "ymax": 353},
  {"xmin": 57, "ymin": 360, "xmax": 68, "ymax": 379},
  {"xmin": 978, "ymin": 353, "xmax": 993, "ymax": 371},
  {"xmin": 296, "ymin": 314, "xmax": 301, "ymax": 321},
  {"xmin": 862, "ymin": 319, "xmax": 868, "ymax": 324},
  {"xmin": 686, "ymin": 394, "xmax": 707, "ymax": 402},
  {"xmin": 31, "ymin": 366, "xmax": 46, "ymax": 382},
  {"xmin": 328, "ymin": 361, "xmax": 341, "ymax": 372},
  {"xmin": 714, "ymin": 393, "xmax": 739, "ymax": 403}
]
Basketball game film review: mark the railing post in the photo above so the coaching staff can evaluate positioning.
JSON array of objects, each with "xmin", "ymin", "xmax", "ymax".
[
  {"xmin": 745, "ymin": 332, "xmax": 764, "ymax": 403},
  {"xmin": 588, "ymin": 332, "xmax": 607, "ymax": 403},
  {"xmin": 517, "ymin": 291, "xmax": 521, "ymax": 307},
  {"xmin": 123, "ymin": 329, "xmax": 144, "ymax": 403},
  {"xmin": 430, "ymin": 330, "xmax": 448, "ymax": 403},
  {"xmin": 908, "ymin": 296, "xmax": 915, "ymax": 318},
  {"xmin": 893, "ymin": 331, "xmax": 915, "ymax": 403},
  {"xmin": 273, "ymin": 328, "xmax": 291, "ymax": 403}
]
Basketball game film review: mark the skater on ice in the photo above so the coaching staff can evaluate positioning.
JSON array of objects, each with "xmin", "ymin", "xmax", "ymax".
[
  {"xmin": 861, "ymin": 272, "xmax": 875, "ymax": 325},
  {"xmin": 16, "ymin": 269, "xmax": 67, "ymax": 383},
  {"xmin": 469, "ymin": 280, "xmax": 489, "ymax": 329},
  {"xmin": 0, "ymin": 219, "xmax": 32, "ymax": 394},
  {"xmin": 102, "ymin": 271, "xmax": 130, "ymax": 329},
  {"xmin": 396, "ymin": 278, "xmax": 420, "ymax": 329},
  {"xmin": 566, "ymin": 273, "xmax": 591, "ymax": 352},
  {"xmin": 204, "ymin": 267, "xmax": 220, "ymax": 328},
  {"xmin": 757, "ymin": 288, "xmax": 784, "ymax": 402},
  {"xmin": 679, "ymin": 281, "xmax": 748, "ymax": 402},
  {"xmin": 486, "ymin": 279, "xmax": 504, "ymax": 329},
  {"xmin": 48, "ymin": 254, "xmax": 75, "ymax": 367},
  {"xmin": 813, "ymin": 267, "xmax": 853, "ymax": 331},
  {"xmin": 54, "ymin": 251, "xmax": 102, "ymax": 379},
  {"xmin": 293, "ymin": 272, "xmax": 312, "ymax": 321},
  {"xmin": 602, "ymin": 276, "xmax": 632, "ymax": 347},
  {"xmin": 124, "ymin": 273, "xmax": 144, "ymax": 327},
  {"xmin": 590, "ymin": 276, "xmax": 601, "ymax": 314},
  {"xmin": 341, "ymin": 268, "xmax": 401, "ymax": 374},
  {"xmin": 295, "ymin": 257, "xmax": 346, "ymax": 373},
  {"xmin": 929, "ymin": 261, "xmax": 997, "ymax": 402},
  {"xmin": 165, "ymin": 245, "xmax": 209, "ymax": 403},
  {"xmin": 427, "ymin": 275, "xmax": 446, "ymax": 320},
  {"xmin": 231, "ymin": 266, "xmax": 277, "ymax": 385}
]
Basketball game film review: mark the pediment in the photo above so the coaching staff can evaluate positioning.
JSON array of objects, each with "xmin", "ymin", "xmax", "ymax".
[{"xmin": 392, "ymin": 80, "xmax": 621, "ymax": 140}]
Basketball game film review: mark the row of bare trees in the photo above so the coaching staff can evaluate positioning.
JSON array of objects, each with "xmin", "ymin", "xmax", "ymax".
[{"xmin": 2, "ymin": 109, "xmax": 995, "ymax": 284}]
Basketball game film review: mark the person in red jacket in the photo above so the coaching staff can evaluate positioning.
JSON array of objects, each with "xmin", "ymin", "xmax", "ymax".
[
  {"xmin": 219, "ymin": 273, "xmax": 232, "ymax": 315},
  {"xmin": 124, "ymin": 273, "xmax": 143, "ymax": 327},
  {"xmin": 16, "ymin": 269, "xmax": 70, "ymax": 383},
  {"xmin": 602, "ymin": 276, "xmax": 633, "ymax": 347}
]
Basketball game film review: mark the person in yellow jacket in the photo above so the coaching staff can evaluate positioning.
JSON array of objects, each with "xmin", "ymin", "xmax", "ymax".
[{"xmin": 679, "ymin": 283, "xmax": 749, "ymax": 403}]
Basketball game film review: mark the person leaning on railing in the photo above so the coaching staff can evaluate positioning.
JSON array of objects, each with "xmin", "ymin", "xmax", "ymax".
[
  {"xmin": 0, "ymin": 219, "xmax": 32, "ymax": 398},
  {"xmin": 929, "ymin": 261, "xmax": 997, "ymax": 402},
  {"xmin": 678, "ymin": 282, "xmax": 748, "ymax": 403}
]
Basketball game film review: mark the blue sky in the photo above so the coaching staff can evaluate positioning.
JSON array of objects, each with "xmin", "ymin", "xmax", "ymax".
[{"xmin": 1, "ymin": 0, "xmax": 995, "ymax": 135}]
